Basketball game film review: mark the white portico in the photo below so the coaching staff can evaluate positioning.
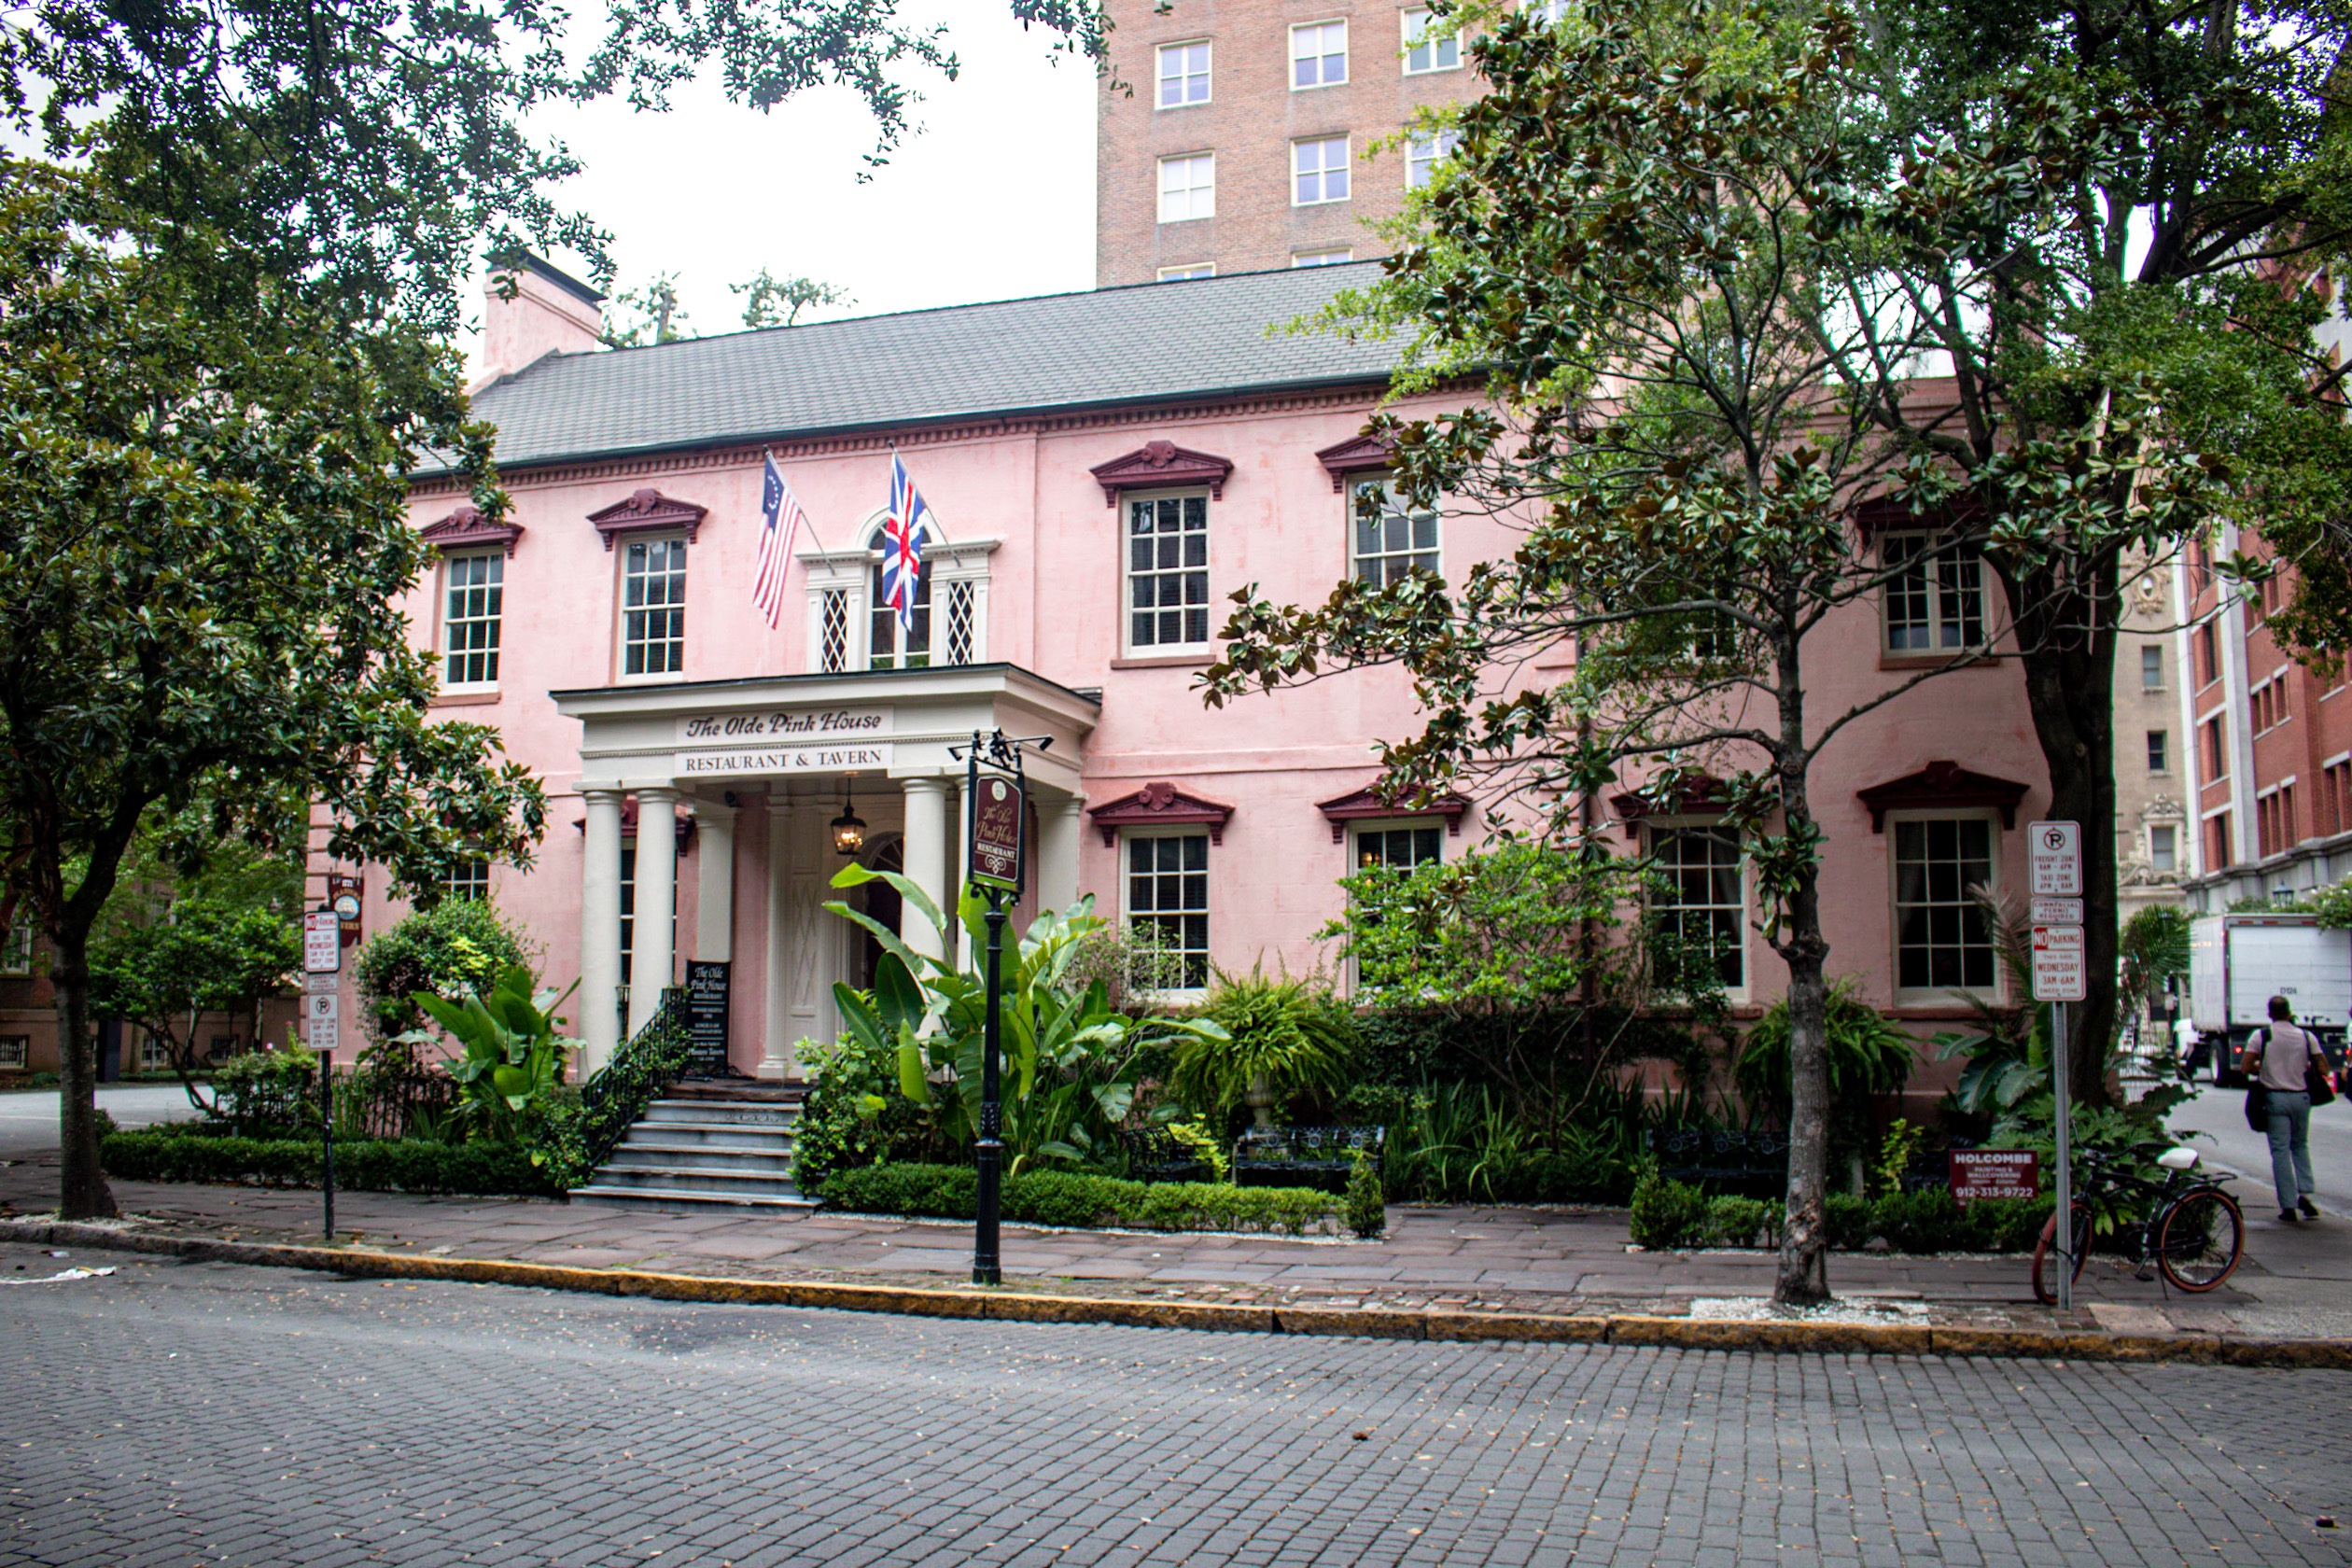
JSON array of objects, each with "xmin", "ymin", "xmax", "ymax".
[{"xmin": 554, "ymin": 664, "xmax": 1099, "ymax": 1076}]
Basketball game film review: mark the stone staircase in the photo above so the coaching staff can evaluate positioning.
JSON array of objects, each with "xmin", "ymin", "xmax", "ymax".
[{"xmin": 572, "ymin": 1085, "xmax": 819, "ymax": 1211}]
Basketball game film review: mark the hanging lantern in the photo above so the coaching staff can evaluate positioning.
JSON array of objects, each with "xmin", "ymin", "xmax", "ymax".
[{"xmin": 831, "ymin": 781, "xmax": 867, "ymax": 857}]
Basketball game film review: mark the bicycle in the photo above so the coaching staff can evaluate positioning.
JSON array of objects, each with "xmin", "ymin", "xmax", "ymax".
[{"xmin": 2031, "ymin": 1145, "xmax": 2244, "ymax": 1306}]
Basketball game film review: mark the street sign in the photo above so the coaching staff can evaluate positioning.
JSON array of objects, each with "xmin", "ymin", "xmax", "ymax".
[
  {"xmin": 1950, "ymin": 1149, "xmax": 2039, "ymax": 1203},
  {"xmin": 969, "ymin": 776, "xmax": 1025, "ymax": 892},
  {"xmin": 328, "ymin": 873, "xmax": 364, "ymax": 946},
  {"xmin": 2032, "ymin": 923, "xmax": 2087, "ymax": 1001},
  {"xmin": 303, "ymin": 970, "xmax": 339, "ymax": 996},
  {"xmin": 2030, "ymin": 897, "xmax": 2083, "ymax": 926},
  {"xmin": 302, "ymin": 909, "xmax": 341, "ymax": 974},
  {"xmin": 304, "ymin": 990, "xmax": 340, "ymax": 1056},
  {"xmin": 2027, "ymin": 819, "xmax": 2081, "ymax": 897}
]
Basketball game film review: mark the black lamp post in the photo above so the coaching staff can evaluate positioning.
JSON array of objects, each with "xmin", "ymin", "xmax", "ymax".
[{"xmin": 952, "ymin": 727, "xmax": 1047, "ymax": 1286}]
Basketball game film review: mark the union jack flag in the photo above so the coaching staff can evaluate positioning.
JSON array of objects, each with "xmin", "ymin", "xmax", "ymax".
[{"xmin": 881, "ymin": 453, "xmax": 931, "ymax": 634}]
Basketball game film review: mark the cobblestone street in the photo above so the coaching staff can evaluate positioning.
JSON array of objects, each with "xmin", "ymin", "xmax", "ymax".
[{"xmin": 3, "ymin": 1241, "xmax": 2346, "ymax": 1568}]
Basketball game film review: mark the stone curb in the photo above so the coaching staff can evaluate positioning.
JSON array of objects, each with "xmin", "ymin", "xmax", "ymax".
[{"xmin": 8, "ymin": 1219, "xmax": 2349, "ymax": 1368}]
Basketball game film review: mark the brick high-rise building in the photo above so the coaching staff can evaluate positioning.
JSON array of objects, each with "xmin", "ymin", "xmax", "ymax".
[{"xmin": 1095, "ymin": 0, "xmax": 1491, "ymax": 286}]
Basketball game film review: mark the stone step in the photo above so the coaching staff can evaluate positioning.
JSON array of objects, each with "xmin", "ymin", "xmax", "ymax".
[
  {"xmin": 604, "ymin": 1142, "xmax": 798, "ymax": 1173},
  {"xmin": 579, "ymin": 1163, "xmax": 808, "ymax": 1198},
  {"xmin": 643, "ymin": 1099, "xmax": 800, "ymax": 1127},
  {"xmin": 571, "ymin": 1184, "xmax": 820, "ymax": 1211},
  {"xmin": 619, "ymin": 1123, "xmax": 798, "ymax": 1151}
]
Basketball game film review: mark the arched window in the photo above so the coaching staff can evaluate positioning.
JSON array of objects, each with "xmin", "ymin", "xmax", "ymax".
[{"xmin": 866, "ymin": 522, "xmax": 932, "ymax": 670}]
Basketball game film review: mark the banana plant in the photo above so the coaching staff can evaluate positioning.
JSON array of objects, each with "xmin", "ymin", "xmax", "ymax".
[
  {"xmin": 826, "ymin": 869, "xmax": 1224, "ymax": 1173},
  {"xmin": 405, "ymin": 963, "xmax": 580, "ymax": 1143}
]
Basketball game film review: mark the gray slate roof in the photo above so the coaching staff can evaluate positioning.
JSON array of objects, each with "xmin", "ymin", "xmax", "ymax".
[{"xmin": 465, "ymin": 261, "xmax": 1402, "ymax": 471}]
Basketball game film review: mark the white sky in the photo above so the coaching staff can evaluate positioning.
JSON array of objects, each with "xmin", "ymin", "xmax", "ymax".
[{"xmin": 459, "ymin": 4, "xmax": 1099, "ymax": 374}]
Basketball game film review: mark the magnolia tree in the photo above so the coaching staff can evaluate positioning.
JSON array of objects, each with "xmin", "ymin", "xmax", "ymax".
[{"xmin": 1205, "ymin": 2, "xmax": 2219, "ymax": 1302}]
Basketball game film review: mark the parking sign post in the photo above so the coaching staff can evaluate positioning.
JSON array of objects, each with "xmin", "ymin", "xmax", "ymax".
[
  {"xmin": 2027, "ymin": 822, "xmax": 2082, "ymax": 1309},
  {"xmin": 304, "ymin": 903, "xmax": 340, "ymax": 1244}
]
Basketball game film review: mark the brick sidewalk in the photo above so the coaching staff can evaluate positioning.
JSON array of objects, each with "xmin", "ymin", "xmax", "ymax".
[{"xmin": 6, "ymin": 1147, "xmax": 2347, "ymax": 1337}]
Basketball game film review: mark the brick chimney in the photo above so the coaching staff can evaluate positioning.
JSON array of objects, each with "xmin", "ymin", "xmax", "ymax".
[{"xmin": 477, "ymin": 250, "xmax": 604, "ymax": 385}]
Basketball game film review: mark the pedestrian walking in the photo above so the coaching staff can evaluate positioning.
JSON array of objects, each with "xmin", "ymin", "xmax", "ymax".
[{"xmin": 2244, "ymin": 995, "xmax": 2329, "ymax": 1222}]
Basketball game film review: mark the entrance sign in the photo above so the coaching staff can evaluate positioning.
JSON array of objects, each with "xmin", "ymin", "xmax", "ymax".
[
  {"xmin": 675, "ymin": 706, "xmax": 893, "ymax": 778},
  {"xmin": 685, "ymin": 960, "xmax": 731, "ymax": 1073},
  {"xmin": 2032, "ymin": 923, "xmax": 2087, "ymax": 1001},
  {"xmin": 2030, "ymin": 897, "xmax": 2083, "ymax": 926},
  {"xmin": 2027, "ymin": 819, "xmax": 2081, "ymax": 896},
  {"xmin": 970, "ymin": 777, "xmax": 1025, "ymax": 891},
  {"xmin": 1950, "ymin": 1149, "xmax": 2038, "ymax": 1203},
  {"xmin": 302, "ymin": 910, "xmax": 341, "ymax": 974},
  {"xmin": 305, "ymin": 990, "xmax": 340, "ymax": 1056}
]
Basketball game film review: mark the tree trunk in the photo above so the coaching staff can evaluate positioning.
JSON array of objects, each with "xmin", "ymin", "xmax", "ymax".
[
  {"xmin": 51, "ymin": 927, "xmax": 119, "ymax": 1220},
  {"xmin": 1772, "ymin": 630, "xmax": 1835, "ymax": 1307},
  {"xmin": 2004, "ymin": 567, "xmax": 2120, "ymax": 1110}
]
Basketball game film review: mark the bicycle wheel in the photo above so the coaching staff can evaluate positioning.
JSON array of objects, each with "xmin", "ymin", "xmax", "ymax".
[
  {"xmin": 2030, "ymin": 1205, "xmax": 2092, "ymax": 1306},
  {"xmin": 2155, "ymin": 1186, "xmax": 2244, "ymax": 1293}
]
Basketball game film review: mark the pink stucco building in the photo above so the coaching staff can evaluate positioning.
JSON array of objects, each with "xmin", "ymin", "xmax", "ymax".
[{"xmin": 320, "ymin": 253, "xmax": 2051, "ymax": 1092}]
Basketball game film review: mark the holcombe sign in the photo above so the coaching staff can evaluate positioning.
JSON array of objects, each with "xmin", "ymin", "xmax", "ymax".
[{"xmin": 675, "ymin": 707, "xmax": 893, "ymax": 777}]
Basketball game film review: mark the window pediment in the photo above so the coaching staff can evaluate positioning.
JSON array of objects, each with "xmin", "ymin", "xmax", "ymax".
[
  {"xmin": 1088, "ymin": 780, "xmax": 1233, "ymax": 846},
  {"xmin": 1089, "ymin": 441, "xmax": 1234, "ymax": 506},
  {"xmin": 589, "ymin": 488, "xmax": 708, "ymax": 551},
  {"xmin": 1315, "ymin": 783, "xmax": 1469, "ymax": 843},
  {"xmin": 1856, "ymin": 760, "xmax": 2031, "ymax": 833},
  {"xmin": 420, "ymin": 505, "xmax": 525, "ymax": 557},
  {"xmin": 1315, "ymin": 432, "xmax": 1393, "ymax": 492},
  {"xmin": 1611, "ymin": 771, "xmax": 1734, "ymax": 835}
]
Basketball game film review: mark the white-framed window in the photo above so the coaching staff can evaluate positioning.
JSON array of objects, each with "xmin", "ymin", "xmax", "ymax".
[
  {"xmin": 1126, "ymin": 492, "xmax": 1211, "ymax": 652},
  {"xmin": 1349, "ymin": 476, "xmax": 1440, "ymax": 586},
  {"xmin": 1647, "ymin": 823, "xmax": 1747, "ymax": 995},
  {"xmin": 1293, "ymin": 135, "xmax": 1351, "ymax": 205},
  {"xmin": 621, "ymin": 536, "xmax": 688, "ymax": 678},
  {"xmin": 138, "ymin": 1032, "xmax": 172, "ymax": 1072},
  {"xmin": 818, "ymin": 588, "xmax": 851, "ymax": 672},
  {"xmin": 2147, "ymin": 729, "xmax": 2169, "ymax": 772},
  {"xmin": 1883, "ymin": 532, "xmax": 1984, "ymax": 652},
  {"xmin": 1406, "ymin": 128, "xmax": 1461, "ymax": 189},
  {"xmin": 1158, "ymin": 263, "xmax": 1216, "ymax": 281},
  {"xmin": 1, "ymin": 922, "xmax": 32, "ymax": 976},
  {"xmin": 2140, "ymin": 643, "xmax": 2163, "ymax": 692},
  {"xmin": 0, "ymin": 1036, "xmax": 27, "ymax": 1071},
  {"xmin": 447, "ymin": 859, "xmax": 490, "ymax": 903},
  {"xmin": 867, "ymin": 521, "xmax": 934, "ymax": 670},
  {"xmin": 1157, "ymin": 40, "xmax": 1211, "ymax": 106},
  {"xmin": 1527, "ymin": 0, "xmax": 1574, "ymax": 24},
  {"xmin": 441, "ymin": 551, "xmax": 503, "ymax": 689},
  {"xmin": 1890, "ymin": 813, "xmax": 1998, "ymax": 998},
  {"xmin": 619, "ymin": 841, "xmax": 637, "ymax": 994},
  {"xmin": 1402, "ymin": 7, "xmax": 1460, "ymax": 72},
  {"xmin": 1354, "ymin": 823, "xmax": 1443, "ymax": 872},
  {"xmin": 1293, "ymin": 248, "xmax": 1353, "ymax": 267},
  {"xmin": 2149, "ymin": 824, "xmax": 2178, "ymax": 873},
  {"xmin": 1158, "ymin": 153, "xmax": 1216, "ymax": 222},
  {"xmin": 1127, "ymin": 833, "xmax": 1211, "ymax": 990},
  {"xmin": 1291, "ymin": 20, "xmax": 1348, "ymax": 87}
]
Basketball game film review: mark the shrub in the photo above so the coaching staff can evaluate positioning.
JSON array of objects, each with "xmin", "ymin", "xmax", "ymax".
[
  {"xmin": 1705, "ymin": 1195, "xmax": 1774, "ymax": 1249},
  {"xmin": 1174, "ymin": 966, "xmax": 1359, "ymax": 1125},
  {"xmin": 1735, "ymin": 979, "xmax": 1919, "ymax": 1109},
  {"xmin": 209, "ymin": 1046, "xmax": 319, "ymax": 1137},
  {"xmin": 100, "ymin": 1127, "xmax": 556, "ymax": 1196},
  {"xmin": 1162, "ymin": 1121, "xmax": 1231, "ymax": 1183},
  {"xmin": 352, "ymin": 899, "xmax": 533, "ymax": 1041},
  {"xmin": 1629, "ymin": 1168, "xmax": 1710, "ymax": 1249},
  {"xmin": 1872, "ymin": 1188, "xmax": 1967, "ymax": 1254},
  {"xmin": 1344, "ymin": 1150, "xmax": 1387, "ymax": 1239},
  {"xmin": 821, "ymin": 1162, "xmax": 1343, "ymax": 1236},
  {"xmin": 1963, "ymin": 1196, "xmax": 2054, "ymax": 1253},
  {"xmin": 1825, "ymin": 1192, "xmax": 1876, "ymax": 1251}
]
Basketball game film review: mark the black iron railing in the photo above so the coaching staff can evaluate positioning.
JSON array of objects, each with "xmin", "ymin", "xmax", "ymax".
[{"xmin": 576, "ymin": 987, "xmax": 693, "ymax": 1173}]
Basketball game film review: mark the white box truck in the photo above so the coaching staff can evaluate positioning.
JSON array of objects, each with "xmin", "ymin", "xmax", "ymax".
[{"xmin": 2188, "ymin": 913, "xmax": 2351, "ymax": 1085}]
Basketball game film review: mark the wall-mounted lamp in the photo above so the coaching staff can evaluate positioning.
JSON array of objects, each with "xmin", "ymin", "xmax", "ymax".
[{"xmin": 831, "ymin": 781, "xmax": 868, "ymax": 858}]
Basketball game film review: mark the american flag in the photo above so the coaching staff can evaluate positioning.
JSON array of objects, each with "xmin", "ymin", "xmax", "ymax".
[
  {"xmin": 751, "ymin": 453, "xmax": 803, "ymax": 628},
  {"xmin": 881, "ymin": 453, "xmax": 931, "ymax": 634}
]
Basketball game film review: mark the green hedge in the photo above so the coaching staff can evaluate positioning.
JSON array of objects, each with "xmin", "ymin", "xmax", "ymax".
[
  {"xmin": 821, "ymin": 1162, "xmax": 1352, "ymax": 1237},
  {"xmin": 102, "ymin": 1127, "xmax": 559, "ymax": 1197},
  {"xmin": 1631, "ymin": 1170, "xmax": 2052, "ymax": 1253}
]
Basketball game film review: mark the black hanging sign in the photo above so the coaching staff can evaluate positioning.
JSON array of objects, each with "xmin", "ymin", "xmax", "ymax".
[
  {"xmin": 684, "ymin": 959, "xmax": 731, "ymax": 1073},
  {"xmin": 970, "ymin": 776, "xmax": 1026, "ymax": 893}
]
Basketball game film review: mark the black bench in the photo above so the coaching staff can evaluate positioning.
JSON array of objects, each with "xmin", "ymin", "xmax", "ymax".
[
  {"xmin": 1232, "ymin": 1125, "xmax": 1385, "ymax": 1191},
  {"xmin": 1645, "ymin": 1127, "xmax": 1788, "ymax": 1195},
  {"xmin": 1118, "ymin": 1127, "xmax": 1210, "ymax": 1183}
]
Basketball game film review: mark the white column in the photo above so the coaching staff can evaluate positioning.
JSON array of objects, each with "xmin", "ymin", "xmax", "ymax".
[
  {"xmin": 1040, "ymin": 791, "xmax": 1085, "ymax": 917},
  {"xmin": 579, "ymin": 788, "xmax": 624, "ymax": 1074},
  {"xmin": 627, "ymin": 786, "xmax": 679, "ymax": 1039},
  {"xmin": 901, "ymin": 777, "xmax": 950, "ymax": 967},
  {"xmin": 761, "ymin": 791, "xmax": 793, "ymax": 1080},
  {"xmin": 693, "ymin": 796, "xmax": 736, "ymax": 962}
]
